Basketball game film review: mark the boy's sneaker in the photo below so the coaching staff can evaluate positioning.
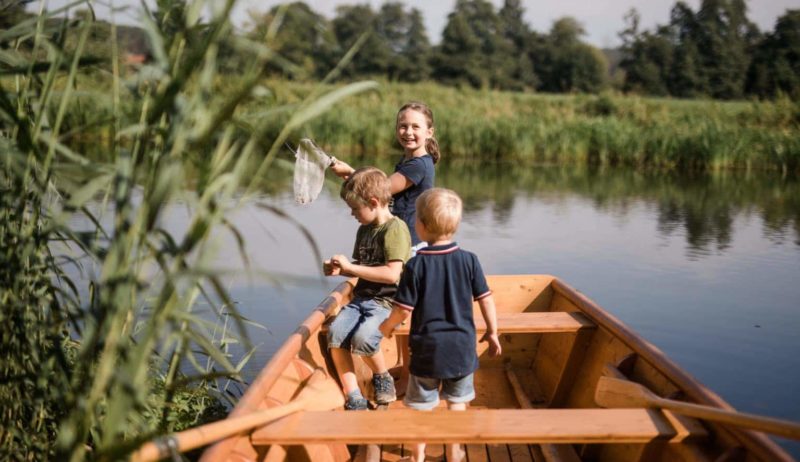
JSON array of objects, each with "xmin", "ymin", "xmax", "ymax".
[
  {"xmin": 372, "ymin": 372, "xmax": 397, "ymax": 404},
  {"xmin": 344, "ymin": 393, "xmax": 369, "ymax": 411}
]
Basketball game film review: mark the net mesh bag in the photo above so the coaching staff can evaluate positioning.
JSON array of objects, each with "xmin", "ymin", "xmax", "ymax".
[{"xmin": 293, "ymin": 138, "xmax": 332, "ymax": 204}]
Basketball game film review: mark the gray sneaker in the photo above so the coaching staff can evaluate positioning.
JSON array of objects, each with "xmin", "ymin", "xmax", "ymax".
[
  {"xmin": 344, "ymin": 394, "xmax": 369, "ymax": 410},
  {"xmin": 372, "ymin": 373, "xmax": 397, "ymax": 404}
]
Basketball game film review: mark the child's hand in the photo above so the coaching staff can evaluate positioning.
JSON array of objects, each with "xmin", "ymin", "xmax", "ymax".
[
  {"xmin": 330, "ymin": 254, "xmax": 351, "ymax": 273},
  {"xmin": 323, "ymin": 259, "xmax": 341, "ymax": 276},
  {"xmin": 480, "ymin": 332, "xmax": 502, "ymax": 357},
  {"xmin": 378, "ymin": 320, "xmax": 394, "ymax": 339}
]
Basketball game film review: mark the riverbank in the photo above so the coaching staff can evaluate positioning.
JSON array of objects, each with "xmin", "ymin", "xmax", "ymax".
[
  {"xmin": 34, "ymin": 77, "xmax": 800, "ymax": 172},
  {"xmin": 251, "ymin": 81, "xmax": 799, "ymax": 172}
]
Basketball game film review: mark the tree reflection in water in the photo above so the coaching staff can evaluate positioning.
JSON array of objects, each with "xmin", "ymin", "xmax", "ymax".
[{"xmin": 429, "ymin": 162, "xmax": 800, "ymax": 256}]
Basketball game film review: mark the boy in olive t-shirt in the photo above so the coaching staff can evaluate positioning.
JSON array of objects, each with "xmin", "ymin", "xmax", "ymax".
[{"xmin": 324, "ymin": 167, "xmax": 412, "ymax": 410}]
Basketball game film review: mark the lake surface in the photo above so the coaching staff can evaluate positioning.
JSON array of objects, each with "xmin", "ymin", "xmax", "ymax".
[{"xmin": 159, "ymin": 164, "xmax": 800, "ymax": 456}]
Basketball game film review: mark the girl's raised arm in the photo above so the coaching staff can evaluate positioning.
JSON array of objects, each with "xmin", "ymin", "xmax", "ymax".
[{"xmin": 330, "ymin": 159, "xmax": 355, "ymax": 179}]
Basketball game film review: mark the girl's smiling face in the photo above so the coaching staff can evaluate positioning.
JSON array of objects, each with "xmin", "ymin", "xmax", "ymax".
[{"xmin": 396, "ymin": 109, "xmax": 433, "ymax": 156}]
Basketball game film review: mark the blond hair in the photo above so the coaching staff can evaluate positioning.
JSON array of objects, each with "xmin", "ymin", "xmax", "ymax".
[
  {"xmin": 415, "ymin": 188, "xmax": 462, "ymax": 237},
  {"xmin": 397, "ymin": 101, "xmax": 440, "ymax": 164},
  {"xmin": 340, "ymin": 167, "xmax": 392, "ymax": 206}
]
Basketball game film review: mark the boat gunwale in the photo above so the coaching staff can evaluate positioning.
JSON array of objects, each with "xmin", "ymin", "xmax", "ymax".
[
  {"xmin": 552, "ymin": 277, "xmax": 794, "ymax": 462},
  {"xmin": 199, "ymin": 280, "xmax": 354, "ymax": 461}
]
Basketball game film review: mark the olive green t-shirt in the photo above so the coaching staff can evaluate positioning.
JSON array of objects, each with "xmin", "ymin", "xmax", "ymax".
[{"xmin": 351, "ymin": 216, "xmax": 412, "ymax": 304}]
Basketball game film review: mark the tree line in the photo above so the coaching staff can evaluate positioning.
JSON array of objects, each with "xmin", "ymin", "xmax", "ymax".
[
  {"xmin": 4, "ymin": 0, "xmax": 798, "ymax": 99},
  {"xmin": 619, "ymin": 1, "xmax": 800, "ymax": 99},
  {"xmin": 247, "ymin": 0, "xmax": 609, "ymax": 93},
  {"xmin": 246, "ymin": 0, "xmax": 799, "ymax": 99}
]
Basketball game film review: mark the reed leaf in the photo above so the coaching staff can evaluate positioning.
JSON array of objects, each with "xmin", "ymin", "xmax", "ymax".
[{"xmin": 2, "ymin": 0, "xmax": 378, "ymax": 459}]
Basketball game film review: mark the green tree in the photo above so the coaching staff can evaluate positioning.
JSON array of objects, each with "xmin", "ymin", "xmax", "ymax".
[
  {"xmin": 694, "ymin": 0, "xmax": 756, "ymax": 99},
  {"xmin": 499, "ymin": 0, "xmax": 538, "ymax": 90},
  {"xmin": 618, "ymin": 9, "xmax": 671, "ymax": 95},
  {"xmin": 537, "ymin": 17, "xmax": 608, "ymax": 93},
  {"xmin": 331, "ymin": 4, "xmax": 389, "ymax": 78},
  {"xmin": 375, "ymin": 3, "xmax": 432, "ymax": 82},
  {"xmin": 248, "ymin": 2, "xmax": 337, "ymax": 79},
  {"xmin": 666, "ymin": 2, "xmax": 707, "ymax": 97},
  {"xmin": 398, "ymin": 8, "xmax": 432, "ymax": 82},
  {"xmin": 432, "ymin": 2, "xmax": 484, "ymax": 87},
  {"xmin": 746, "ymin": 10, "xmax": 800, "ymax": 98},
  {"xmin": 432, "ymin": 0, "xmax": 514, "ymax": 89}
]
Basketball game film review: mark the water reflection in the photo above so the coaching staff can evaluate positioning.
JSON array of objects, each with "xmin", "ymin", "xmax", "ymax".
[{"xmin": 424, "ymin": 163, "xmax": 800, "ymax": 256}]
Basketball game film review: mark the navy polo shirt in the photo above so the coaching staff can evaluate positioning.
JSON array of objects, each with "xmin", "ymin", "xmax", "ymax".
[
  {"xmin": 393, "ymin": 242, "xmax": 491, "ymax": 379},
  {"xmin": 391, "ymin": 154, "xmax": 435, "ymax": 245}
]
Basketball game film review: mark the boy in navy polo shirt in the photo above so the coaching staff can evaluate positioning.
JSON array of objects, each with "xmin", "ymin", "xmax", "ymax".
[
  {"xmin": 324, "ymin": 167, "xmax": 412, "ymax": 410},
  {"xmin": 379, "ymin": 188, "xmax": 501, "ymax": 462}
]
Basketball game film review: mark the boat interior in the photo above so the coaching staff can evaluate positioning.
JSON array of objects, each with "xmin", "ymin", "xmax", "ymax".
[{"xmin": 200, "ymin": 275, "xmax": 792, "ymax": 462}]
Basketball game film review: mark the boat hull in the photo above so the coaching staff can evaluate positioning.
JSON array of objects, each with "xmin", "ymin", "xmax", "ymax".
[{"xmin": 201, "ymin": 275, "xmax": 794, "ymax": 462}]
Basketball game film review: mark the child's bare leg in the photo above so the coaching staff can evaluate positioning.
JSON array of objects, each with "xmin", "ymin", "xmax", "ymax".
[
  {"xmin": 330, "ymin": 347, "xmax": 359, "ymax": 394},
  {"xmin": 445, "ymin": 402, "xmax": 467, "ymax": 462},
  {"xmin": 362, "ymin": 349, "xmax": 387, "ymax": 374},
  {"xmin": 409, "ymin": 408, "xmax": 430, "ymax": 462},
  {"xmin": 410, "ymin": 442, "xmax": 426, "ymax": 462}
]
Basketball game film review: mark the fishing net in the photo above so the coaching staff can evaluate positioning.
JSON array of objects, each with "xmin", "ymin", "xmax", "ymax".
[{"xmin": 292, "ymin": 138, "xmax": 333, "ymax": 204}]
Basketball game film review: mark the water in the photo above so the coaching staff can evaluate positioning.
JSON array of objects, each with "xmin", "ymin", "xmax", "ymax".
[{"xmin": 70, "ymin": 164, "xmax": 800, "ymax": 456}]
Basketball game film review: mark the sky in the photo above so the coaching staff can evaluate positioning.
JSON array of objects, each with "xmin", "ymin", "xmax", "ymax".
[{"xmin": 29, "ymin": 0, "xmax": 800, "ymax": 47}]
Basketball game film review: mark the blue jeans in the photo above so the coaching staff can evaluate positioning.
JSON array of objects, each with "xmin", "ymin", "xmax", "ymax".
[
  {"xmin": 327, "ymin": 297, "xmax": 390, "ymax": 356},
  {"xmin": 403, "ymin": 373, "xmax": 475, "ymax": 410}
]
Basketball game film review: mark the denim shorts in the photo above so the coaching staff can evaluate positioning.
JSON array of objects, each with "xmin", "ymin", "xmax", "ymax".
[
  {"xmin": 327, "ymin": 297, "xmax": 390, "ymax": 356},
  {"xmin": 403, "ymin": 373, "xmax": 475, "ymax": 410}
]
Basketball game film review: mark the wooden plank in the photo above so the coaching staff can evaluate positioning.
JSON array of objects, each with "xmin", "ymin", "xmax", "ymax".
[
  {"xmin": 540, "ymin": 444, "xmax": 580, "ymax": 462},
  {"xmin": 529, "ymin": 445, "xmax": 547, "ymax": 462},
  {"xmin": 482, "ymin": 275, "xmax": 555, "ymax": 315},
  {"xmin": 473, "ymin": 367, "xmax": 519, "ymax": 409},
  {"xmin": 507, "ymin": 444, "xmax": 534, "ymax": 461},
  {"xmin": 250, "ymin": 409, "xmax": 677, "ymax": 445},
  {"xmin": 505, "ymin": 365, "xmax": 579, "ymax": 462},
  {"xmin": 487, "ymin": 444, "xmax": 511, "ymax": 461},
  {"xmin": 393, "ymin": 312, "xmax": 595, "ymax": 335},
  {"xmin": 662, "ymin": 410, "xmax": 709, "ymax": 443},
  {"xmin": 427, "ymin": 444, "xmax": 445, "ymax": 461},
  {"xmin": 465, "ymin": 445, "xmax": 488, "ymax": 462},
  {"xmin": 549, "ymin": 328, "xmax": 594, "ymax": 406},
  {"xmin": 380, "ymin": 443, "xmax": 405, "ymax": 461}
]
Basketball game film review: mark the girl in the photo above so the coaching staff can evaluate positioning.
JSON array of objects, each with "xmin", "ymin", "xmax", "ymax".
[{"xmin": 330, "ymin": 102, "xmax": 440, "ymax": 251}]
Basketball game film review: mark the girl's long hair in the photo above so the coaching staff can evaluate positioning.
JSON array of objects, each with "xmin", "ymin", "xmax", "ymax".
[{"xmin": 397, "ymin": 101, "xmax": 440, "ymax": 164}]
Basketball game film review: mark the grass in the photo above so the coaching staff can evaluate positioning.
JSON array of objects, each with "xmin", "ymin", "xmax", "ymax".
[{"xmin": 241, "ymin": 81, "xmax": 800, "ymax": 173}]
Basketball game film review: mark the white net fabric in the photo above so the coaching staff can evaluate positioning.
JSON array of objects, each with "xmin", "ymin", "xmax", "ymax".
[{"xmin": 293, "ymin": 138, "xmax": 332, "ymax": 204}]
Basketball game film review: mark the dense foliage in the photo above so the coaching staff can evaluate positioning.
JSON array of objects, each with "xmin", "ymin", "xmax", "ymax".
[
  {"xmin": 244, "ymin": 82, "xmax": 799, "ymax": 172},
  {"xmin": 243, "ymin": 0, "xmax": 798, "ymax": 98},
  {"xmin": 0, "ymin": 0, "xmax": 373, "ymax": 459},
  {"xmin": 14, "ymin": 0, "xmax": 799, "ymax": 98},
  {"xmin": 619, "ymin": 1, "xmax": 800, "ymax": 99}
]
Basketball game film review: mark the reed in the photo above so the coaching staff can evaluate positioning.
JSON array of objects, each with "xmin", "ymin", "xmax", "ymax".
[
  {"xmin": 0, "ymin": 1, "xmax": 375, "ymax": 460},
  {"xmin": 236, "ymin": 81, "xmax": 799, "ymax": 173}
]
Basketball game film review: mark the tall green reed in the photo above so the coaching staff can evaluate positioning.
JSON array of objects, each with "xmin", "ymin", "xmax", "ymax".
[
  {"xmin": 240, "ymin": 82, "xmax": 799, "ymax": 172},
  {"xmin": 0, "ymin": 1, "xmax": 376, "ymax": 460}
]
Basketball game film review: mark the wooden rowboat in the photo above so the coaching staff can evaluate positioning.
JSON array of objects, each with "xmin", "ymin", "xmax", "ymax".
[{"xmin": 198, "ymin": 274, "xmax": 795, "ymax": 462}]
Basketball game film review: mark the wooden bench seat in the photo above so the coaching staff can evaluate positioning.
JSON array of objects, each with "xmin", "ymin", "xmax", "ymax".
[
  {"xmin": 250, "ymin": 408, "xmax": 676, "ymax": 445},
  {"xmin": 321, "ymin": 311, "xmax": 595, "ymax": 335}
]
